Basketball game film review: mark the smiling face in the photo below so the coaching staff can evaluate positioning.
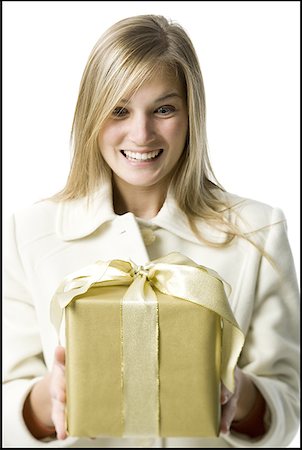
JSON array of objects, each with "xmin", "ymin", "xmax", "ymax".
[{"xmin": 97, "ymin": 70, "xmax": 188, "ymax": 195}]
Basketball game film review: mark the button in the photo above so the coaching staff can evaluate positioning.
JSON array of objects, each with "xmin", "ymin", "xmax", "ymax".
[{"xmin": 140, "ymin": 227, "xmax": 156, "ymax": 246}]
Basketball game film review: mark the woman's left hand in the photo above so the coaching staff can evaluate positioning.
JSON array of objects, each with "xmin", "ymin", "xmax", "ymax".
[{"xmin": 220, "ymin": 366, "xmax": 259, "ymax": 434}]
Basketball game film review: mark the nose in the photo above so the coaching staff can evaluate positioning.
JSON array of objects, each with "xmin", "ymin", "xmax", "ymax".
[{"xmin": 128, "ymin": 113, "xmax": 156, "ymax": 146}]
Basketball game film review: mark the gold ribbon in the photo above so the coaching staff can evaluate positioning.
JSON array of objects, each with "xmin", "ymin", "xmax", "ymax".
[{"xmin": 50, "ymin": 252, "xmax": 244, "ymax": 437}]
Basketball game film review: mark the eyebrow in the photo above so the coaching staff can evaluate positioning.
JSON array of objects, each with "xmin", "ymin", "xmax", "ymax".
[
  {"xmin": 120, "ymin": 92, "xmax": 182, "ymax": 104},
  {"xmin": 155, "ymin": 92, "xmax": 182, "ymax": 102}
]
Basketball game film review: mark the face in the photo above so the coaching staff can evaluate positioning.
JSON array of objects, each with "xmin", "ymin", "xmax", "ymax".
[{"xmin": 98, "ymin": 70, "xmax": 188, "ymax": 192}]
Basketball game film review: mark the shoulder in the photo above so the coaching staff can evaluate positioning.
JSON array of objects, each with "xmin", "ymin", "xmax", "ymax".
[{"xmin": 216, "ymin": 190, "xmax": 286, "ymax": 233}]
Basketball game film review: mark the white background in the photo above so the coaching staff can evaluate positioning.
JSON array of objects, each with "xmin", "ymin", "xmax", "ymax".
[{"xmin": 3, "ymin": 1, "xmax": 300, "ymax": 447}]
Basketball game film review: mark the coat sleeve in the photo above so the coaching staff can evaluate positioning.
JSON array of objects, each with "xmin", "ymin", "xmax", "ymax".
[
  {"xmin": 225, "ymin": 207, "xmax": 300, "ymax": 447},
  {"xmin": 2, "ymin": 214, "xmax": 77, "ymax": 447}
]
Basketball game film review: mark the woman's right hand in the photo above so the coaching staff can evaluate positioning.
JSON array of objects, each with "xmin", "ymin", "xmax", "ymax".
[
  {"xmin": 50, "ymin": 345, "xmax": 67, "ymax": 440},
  {"xmin": 23, "ymin": 345, "xmax": 67, "ymax": 440}
]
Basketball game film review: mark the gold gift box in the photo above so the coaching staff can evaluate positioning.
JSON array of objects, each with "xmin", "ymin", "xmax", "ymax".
[
  {"xmin": 50, "ymin": 253, "xmax": 244, "ymax": 438},
  {"xmin": 66, "ymin": 288, "xmax": 221, "ymax": 437}
]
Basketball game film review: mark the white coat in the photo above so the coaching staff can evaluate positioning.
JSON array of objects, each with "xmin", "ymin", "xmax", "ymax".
[{"xmin": 3, "ymin": 182, "xmax": 300, "ymax": 448}]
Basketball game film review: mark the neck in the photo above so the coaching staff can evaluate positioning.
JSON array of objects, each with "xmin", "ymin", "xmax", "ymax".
[{"xmin": 112, "ymin": 177, "xmax": 169, "ymax": 219}]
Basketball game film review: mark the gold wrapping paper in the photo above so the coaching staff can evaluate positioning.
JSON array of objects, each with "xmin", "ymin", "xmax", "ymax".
[{"xmin": 50, "ymin": 252, "xmax": 244, "ymax": 438}]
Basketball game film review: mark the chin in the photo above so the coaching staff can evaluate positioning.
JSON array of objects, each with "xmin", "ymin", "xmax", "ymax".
[{"xmin": 125, "ymin": 179, "xmax": 159, "ymax": 188}]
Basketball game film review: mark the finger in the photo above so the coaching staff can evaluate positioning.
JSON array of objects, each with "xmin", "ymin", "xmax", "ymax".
[
  {"xmin": 52, "ymin": 397, "xmax": 68, "ymax": 440},
  {"xmin": 220, "ymin": 395, "xmax": 237, "ymax": 434},
  {"xmin": 51, "ymin": 385, "xmax": 66, "ymax": 403},
  {"xmin": 220, "ymin": 383, "xmax": 232, "ymax": 405},
  {"xmin": 54, "ymin": 345, "xmax": 65, "ymax": 367},
  {"xmin": 50, "ymin": 346, "xmax": 67, "ymax": 439},
  {"xmin": 50, "ymin": 364, "xmax": 66, "ymax": 400}
]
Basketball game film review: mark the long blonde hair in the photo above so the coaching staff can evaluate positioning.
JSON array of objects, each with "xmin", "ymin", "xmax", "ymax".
[{"xmin": 52, "ymin": 14, "xmax": 278, "ymax": 258}]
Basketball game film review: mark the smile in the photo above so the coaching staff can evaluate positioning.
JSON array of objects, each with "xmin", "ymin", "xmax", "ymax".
[{"xmin": 121, "ymin": 149, "xmax": 163, "ymax": 161}]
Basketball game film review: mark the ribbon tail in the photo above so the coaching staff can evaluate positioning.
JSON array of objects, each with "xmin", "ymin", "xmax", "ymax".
[
  {"xmin": 50, "ymin": 293, "xmax": 65, "ymax": 342},
  {"xmin": 221, "ymin": 320, "xmax": 245, "ymax": 392}
]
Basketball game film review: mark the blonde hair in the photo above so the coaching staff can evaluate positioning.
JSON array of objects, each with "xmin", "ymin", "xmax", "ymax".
[{"xmin": 52, "ymin": 15, "xmax": 278, "ymax": 261}]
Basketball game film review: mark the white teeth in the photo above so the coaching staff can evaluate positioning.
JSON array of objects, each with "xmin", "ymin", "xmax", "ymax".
[{"xmin": 123, "ymin": 150, "xmax": 162, "ymax": 160}]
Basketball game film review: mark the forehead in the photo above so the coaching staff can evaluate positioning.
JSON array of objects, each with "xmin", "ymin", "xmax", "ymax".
[{"xmin": 123, "ymin": 68, "xmax": 186, "ymax": 103}]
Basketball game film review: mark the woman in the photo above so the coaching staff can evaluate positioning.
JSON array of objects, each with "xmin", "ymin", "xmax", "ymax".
[{"xmin": 3, "ymin": 14, "xmax": 299, "ymax": 448}]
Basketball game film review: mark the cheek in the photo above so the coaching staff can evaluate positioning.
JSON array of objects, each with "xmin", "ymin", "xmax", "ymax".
[
  {"xmin": 165, "ymin": 118, "xmax": 188, "ymax": 145},
  {"xmin": 98, "ymin": 124, "xmax": 123, "ymax": 150}
]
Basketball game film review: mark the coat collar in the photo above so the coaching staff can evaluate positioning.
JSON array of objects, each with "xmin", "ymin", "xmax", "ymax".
[
  {"xmin": 56, "ymin": 182, "xmax": 116, "ymax": 241},
  {"xmin": 55, "ymin": 181, "xmax": 232, "ymax": 244}
]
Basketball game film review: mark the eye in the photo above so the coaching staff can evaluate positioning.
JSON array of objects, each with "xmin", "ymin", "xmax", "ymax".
[
  {"xmin": 156, "ymin": 105, "xmax": 176, "ymax": 115},
  {"xmin": 112, "ymin": 107, "xmax": 128, "ymax": 118}
]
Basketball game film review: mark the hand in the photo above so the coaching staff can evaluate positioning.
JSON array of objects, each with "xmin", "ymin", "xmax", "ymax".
[
  {"xmin": 23, "ymin": 345, "xmax": 67, "ymax": 440},
  {"xmin": 50, "ymin": 345, "xmax": 67, "ymax": 440},
  {"xmin": 51, "ymin": 346, "xmax": 96, "ymax": 441},
  {"xmin": 220, "ymin": 366, "xmax": 259, "ymax": 434}
]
